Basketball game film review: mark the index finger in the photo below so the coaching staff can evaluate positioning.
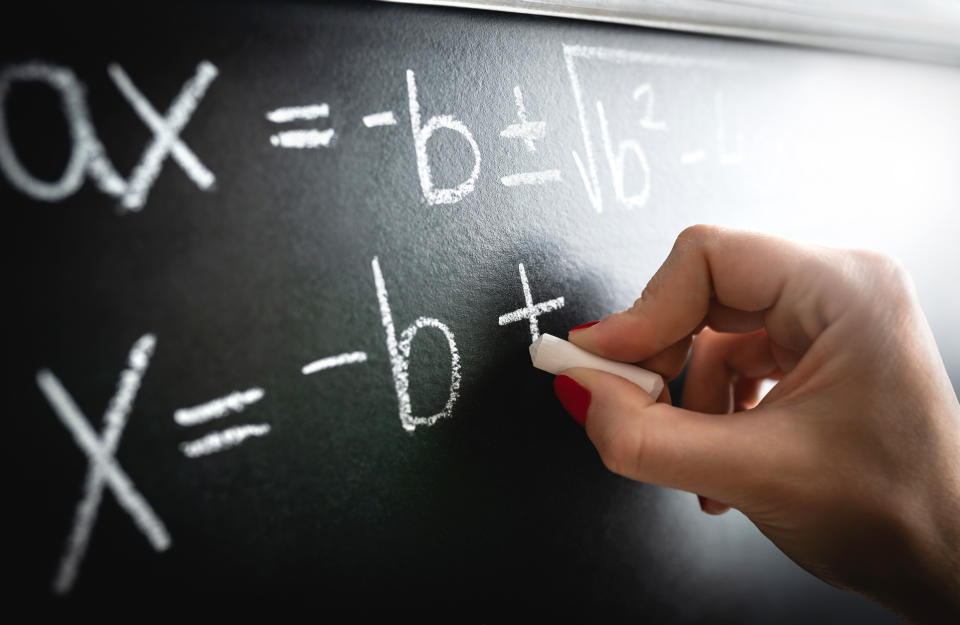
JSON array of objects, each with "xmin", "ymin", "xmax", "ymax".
[{"xmin": 569, "ymin": 225, "xmax": 826, "ymax": 362}]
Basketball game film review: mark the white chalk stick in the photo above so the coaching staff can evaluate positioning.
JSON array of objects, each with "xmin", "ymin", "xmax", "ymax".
[{"xmin": 530, "ymin": 334, "xmax": 664, "ymax": 399}]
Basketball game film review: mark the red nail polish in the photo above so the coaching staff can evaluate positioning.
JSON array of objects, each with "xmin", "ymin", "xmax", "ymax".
[
  {"xmin": 554, "ymin": 375, "xmax": 591, "ymax": 427},
  {"xmin": 569, "ymin": 320, "xmax": 599, "ymax": 333}
]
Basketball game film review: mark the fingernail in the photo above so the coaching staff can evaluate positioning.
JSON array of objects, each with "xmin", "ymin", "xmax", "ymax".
[
  {"xmin": 554, "ymin": 374, "xmax": 591, "ymax": 427},
  {"xmin": 569, "ymin": 320, "xmax": 599, "ymax": 333}
]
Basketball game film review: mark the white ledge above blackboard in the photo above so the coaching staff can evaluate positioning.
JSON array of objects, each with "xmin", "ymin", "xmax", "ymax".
[{"xmin": 386, "ymin": 0, "xmax": 960, "ymax": 64}]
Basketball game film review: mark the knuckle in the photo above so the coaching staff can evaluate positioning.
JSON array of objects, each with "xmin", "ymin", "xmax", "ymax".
[
  {"xmin": 830, "ymin": 249, "xmax": 919, "ymax": 328},
  {"xmin": 674, "ymin": 224, "xmax": 728, "ymax": 258},
  {"xmin": 851, "ymin": 249, "xmax": 915, "ymax": 300},
  {"xmin": 677, "ymin": 223, "xmax": 718, "ymax": 245},
  {"xmin": 851, "ymin": 248, "xmax": 894, "ymax": 272}
]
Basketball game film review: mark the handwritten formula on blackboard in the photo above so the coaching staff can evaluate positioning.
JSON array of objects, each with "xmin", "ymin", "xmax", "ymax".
[{"xmin": 4, "ymin": 2, "xmax": 958, "ymax": 620}]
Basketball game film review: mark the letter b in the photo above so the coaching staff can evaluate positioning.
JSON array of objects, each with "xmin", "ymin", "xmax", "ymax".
[
  {"xmin": 406, "ymin": 69, "xmax": 481, "ymax": 205},
  {"xmin": 372, "ymin": 257, "xmax": 461, "ymax": 432}
]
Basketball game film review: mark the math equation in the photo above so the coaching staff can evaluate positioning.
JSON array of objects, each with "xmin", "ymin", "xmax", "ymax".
[
  {"xmin": 4, "ymin": 42, "xmax": 746, "ymax": 596},
  {"xmin": 0, "ymin": 45, "xmax": 743, "ymax": 214}
]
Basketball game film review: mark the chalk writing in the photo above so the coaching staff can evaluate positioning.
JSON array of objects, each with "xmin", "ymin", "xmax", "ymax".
[
  {"xmin": 596, "ymin": 99, "xmax": 651, "ymax": 209},
  {"xmin": 266, "ymin": 104, "xmax": 329, "ymax": 123},
  {"xmin": 0, "ymin": 60, "xmax": 217, "ymax": 210},
  {"xmin": 501, "ymin": 85, "xmax": 544, "ymax": 152},
  {"xmin": 302, "ymin": 351, "xmax": 368, "ymax": 375},
  {"xmin": 497, "ymin": 263, "xmax": 566, "ymax": 343},
  {"xmin": 681, "ymin": 149, "xmax": 706, "ymax": 165},
  {"xmin": 108, "ymin": 61, "xmax": 218, "ymax": 210},
  {"xmin": 633, "ymin": 83, "xmax": 667, "ymax": 131},
  {"xmin": 175, "ymin": 387, "xmax": 269, "ymax": 458},
  {"xmin": 406, "ymin": 69, "xmax": 481, "ymax": 205},
  {"xmin": 500, "ymin": 170, "xmax": 561, "ymax": 186},
  {"xmin": 180, "ymin": 424, "xmax": 272, "ymax": 458},
  {"xmin": 270, "ymin": 129, "xmax": 335, "ymax": 149},
  {"xmin": 2, "ymin": 47, "xmax": 746, "ymax": 213},
  {"xmin": 363, "ymin": 111, "xmax": 397, "ymax": 127},
  {"xmin": 677, "ymin": 92, "xmax": 742, "ymax": 166},
  {"xmin": 563, "ymin": 44, "xmax": 735, "ymax": 212},
  {"xmin": 267, "ymin": 102, "xmax": 335, "ymax": 149},
  {"xmin": 174, "ymin": 388, "xmax": 265, "ymax": 426},
  {"xmin": 36, "ymin": 334, "xmax": 170, "ymax": 594},
  {"xmin": 373, "ymin": 256, "xmax": 461, "ymax": 432},
  {"xmin": 0, "ymin": 62, "xmax": 125, "ymax": 201},
  {"xmin": 498, "ymin": 85, "xmax": 562, "ymax": 187},
  {"xmin": 715, "ymin": 91, "xmax": 743, "ymax": 165}
]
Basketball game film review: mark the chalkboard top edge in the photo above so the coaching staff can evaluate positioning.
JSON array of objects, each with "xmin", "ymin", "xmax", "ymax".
[{"xmin": 381, "ymin": 0, "xmax": 960, "ymax": 66}]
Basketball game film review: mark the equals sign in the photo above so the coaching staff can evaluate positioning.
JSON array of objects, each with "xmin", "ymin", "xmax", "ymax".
[
  {"xmin": 266, "ymin": 104, "xmax": 335, "ymax": 148},
  {"xmin": 174, "ymin": 388, "xmax": 270, "ymax": 458}
]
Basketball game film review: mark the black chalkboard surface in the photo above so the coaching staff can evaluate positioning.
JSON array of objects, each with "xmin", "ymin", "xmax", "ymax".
[{"xmin": 5, "ymin": 1, "xmax": 959, "ymax": 620}]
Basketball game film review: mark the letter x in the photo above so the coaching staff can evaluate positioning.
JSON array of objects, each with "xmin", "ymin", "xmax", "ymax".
[
  {"xmin": 36, "ymin": 334, "xmax": 171, "ymax": 594},
  {"xmin": 107, "ymin": 61, "xmax": 218, "ymax": 211}
]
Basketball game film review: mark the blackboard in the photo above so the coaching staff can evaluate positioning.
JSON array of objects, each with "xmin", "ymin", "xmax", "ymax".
[{"xmin": 5, "ymin": 1, "xmax": 959, "ymax": 620}]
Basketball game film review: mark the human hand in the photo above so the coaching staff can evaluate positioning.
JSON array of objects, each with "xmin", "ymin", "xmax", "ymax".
[{"xmin": 555, "ymin": 225, "xmax": 960, "ymax": 624}]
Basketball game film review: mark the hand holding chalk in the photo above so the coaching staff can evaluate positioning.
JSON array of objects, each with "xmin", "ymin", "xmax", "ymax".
[
  {"xmin": 530, "ymin": 334, "xmax": 663, "ymax": 399},
  {"xmin": 551, "ymin": 226, "xmax": 960, "ymax": 623}
]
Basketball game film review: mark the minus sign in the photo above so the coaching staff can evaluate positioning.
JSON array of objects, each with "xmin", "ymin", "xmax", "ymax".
[
  {"xmin": 302, "ymin": 351, "xmax": 368, "ymax": 375},
  {"xmin": 363, "ymin": 111, "xmax": 397, "ymax": 128}
]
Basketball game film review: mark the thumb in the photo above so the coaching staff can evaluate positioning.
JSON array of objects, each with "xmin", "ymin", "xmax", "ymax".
[{"xmin": 555, "ymin": 367, "xmax": 771, "ymax": 505}]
